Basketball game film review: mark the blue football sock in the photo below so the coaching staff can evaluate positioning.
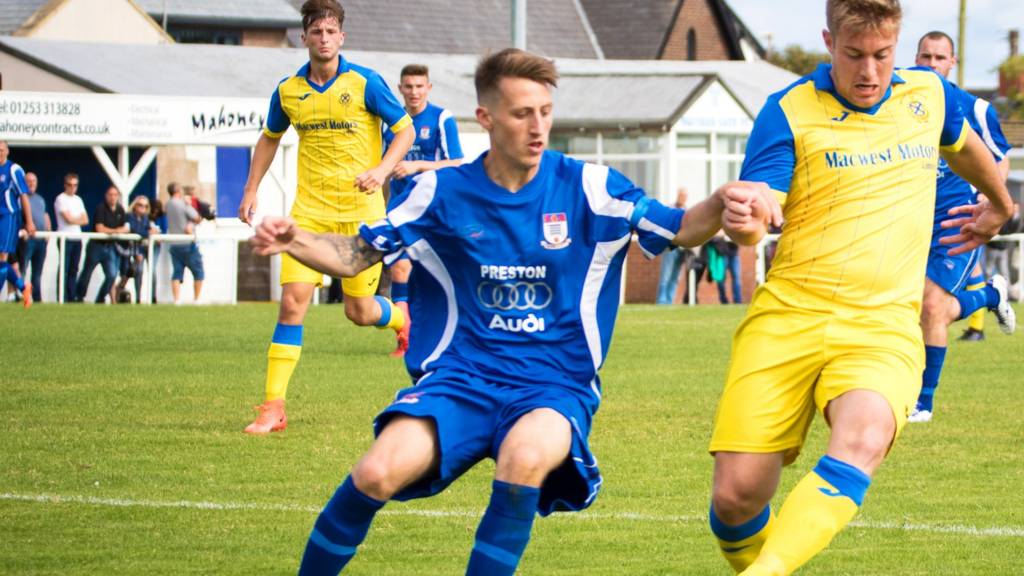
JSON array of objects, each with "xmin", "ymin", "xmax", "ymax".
[
  {"xmin": 298, "ymin": 476, "xmax": 385, "ymax": 575},
  {"xmin": 983, "ymin": 285, "xmax": 1000, "ymax": 309},
  {"xmin": 956, "ymin": 289, "xmax": 986, "ymax": 320},
  {"xmin": 466, "ymin": 480, "xmax": 540, "ymax": 576},
  {"xmin": 917, "ymin": 345, "xmax": 946, "ymax": 412},
  {"xmin": 0, "ymin": 261, "xmax": 7, "ymax": 292},
  {"xmin": 391, "ymin": 281, "xmax": 408, "ymax": 303}
]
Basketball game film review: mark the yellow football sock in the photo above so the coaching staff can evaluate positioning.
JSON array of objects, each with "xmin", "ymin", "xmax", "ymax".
[
  {"xmin": 744, "ymin": 456, "xmax": 870, "ymax": 576},
  {"xmin": 266, "ymin": 343, "xmax": 301, "ymax": 401},
  {"xmin": 373, "ymin": 295, "xmax": 405, "ymax": 332},
  {"xmin": 710, "ymin": 504, "xmax": 775, "ymax": 572},
  {"xmin": 966, "ymin": 280, "xmax": 987, "ymax": 331}
]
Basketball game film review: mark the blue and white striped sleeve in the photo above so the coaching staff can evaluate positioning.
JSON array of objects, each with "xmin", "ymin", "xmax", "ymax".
[
  {"xmin": 11, "ymin": 163, "xmax": 28, "ymax": 195},
  {"xmin": 603, "ymin": 167, "xmax": 683, "ymax": 258},
  {"xmin": 974, "ymin": 99, "xmax": 1011, "ymax": 161},
  {"xmin": 359, "ymin": 170, "xmax": 439, "ymax": 256},
  {"xmin": 439, "ymin": 109, "xmax": 463, "ymax": 160}
]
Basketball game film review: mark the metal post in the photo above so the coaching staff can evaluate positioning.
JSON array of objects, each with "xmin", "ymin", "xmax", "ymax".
[
  {"xmin": 145, "ymin": 237, "xmax": 156, "ymax": 305},
  {"xmin": 57, "ymin": 235, "xmax": 65, "ymax": 304},
  {"xmin": 957, "ymin": 0, "xmax": 966, "ymax": 87},
  {"xmin": 512, "ymin": 0, "xmax": 527, "ymax": 50}
]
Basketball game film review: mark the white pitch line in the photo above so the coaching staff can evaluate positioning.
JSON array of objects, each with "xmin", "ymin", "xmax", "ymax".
[{"xmin": 2, "ymin": 492, "xmax": 1022, "ymax": 538}]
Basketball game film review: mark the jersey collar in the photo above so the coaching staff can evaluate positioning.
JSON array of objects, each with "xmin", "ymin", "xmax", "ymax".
[
  {"xmin": 297, "ymin": 54, "xmax": 349, "ymax": 94},
  {"xmin": 812, "ymin": 63, "xmax": 905, "ymax": 115}
]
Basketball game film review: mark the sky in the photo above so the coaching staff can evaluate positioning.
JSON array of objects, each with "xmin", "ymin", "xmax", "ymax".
[{"xmin": 728, "ymin": 0, "xmax": 1023, "ymax": 88}]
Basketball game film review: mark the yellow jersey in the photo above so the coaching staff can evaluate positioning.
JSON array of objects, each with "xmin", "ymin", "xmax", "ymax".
[
  {"xmin": 741, "ymin": 64, "xmax": 968, "ymax": 316},
  {"xmin": 264, "ymin": 55, "xmax": 412, "ymax": 222}
]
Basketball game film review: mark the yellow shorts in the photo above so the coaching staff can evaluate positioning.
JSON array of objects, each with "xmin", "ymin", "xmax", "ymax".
[
  {"xmin": 280, "ymin": 216, "xmax": 382, "ymax": 298},
  {"xmin": 709, "ymin": 287, "xmax": 924, "ymax": 464}
]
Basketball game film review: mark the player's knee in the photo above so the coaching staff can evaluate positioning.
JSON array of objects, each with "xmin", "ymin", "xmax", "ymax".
[
  {"xmin": 497, "ymin": 443, "xmax": 556, "ymax": 485},
  {"xmin": 832, "ymin": 427, "xmax": 892, "ymax": 472},
  {"xmin": 711, "ymin": 482, "xmax": 766, "ymax": 524},
  {"xmin": 351, "ymin": 457, "xmax": 399, "ymax": 501}
]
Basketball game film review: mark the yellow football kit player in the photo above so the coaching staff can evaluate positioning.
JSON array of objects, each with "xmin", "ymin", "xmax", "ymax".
[
  {"xmin": 246, "ymin": 56, "xmax": 412, "ymax": 434},
  {"xmin": 708, "ymin": 64, "xmax": 968, "ymax": 574}
]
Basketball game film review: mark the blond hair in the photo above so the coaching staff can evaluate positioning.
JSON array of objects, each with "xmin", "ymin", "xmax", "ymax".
[{"xmin": 826, "ymin": 0, "xmax": 902, "ymax": 35}]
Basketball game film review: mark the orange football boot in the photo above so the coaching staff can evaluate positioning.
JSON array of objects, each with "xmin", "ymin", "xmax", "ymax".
[{"xmin": 244, "ymin": 399, "xmax": 287, "ymax": 434}]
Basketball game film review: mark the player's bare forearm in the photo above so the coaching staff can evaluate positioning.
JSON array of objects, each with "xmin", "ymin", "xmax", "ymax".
[
  {"xmin": 239, "ymin": 134, "xmax": 281, "ymax": 223},
  {"xmin": 673, "ymin": 189, "xmax": 725, "ymax": 247},
  {"xmin": 378, "ymin": 125, "xmax": 415, "ymax": 174},
  {"xmin": 943, "ymin": 131, "xmax": 1013, "ymax": 218},
  {"xmin": 20, "ymin": 195, "xmax": 35, "ymax": 235},
  {"xmin": 288, "ymin": 231, "xmax": 383, "ymax": 278}
]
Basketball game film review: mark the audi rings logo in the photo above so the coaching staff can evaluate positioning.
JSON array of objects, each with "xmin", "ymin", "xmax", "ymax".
[{"xmin": 477, "ymin": 281, "xmax": 553, "ymax": 311}]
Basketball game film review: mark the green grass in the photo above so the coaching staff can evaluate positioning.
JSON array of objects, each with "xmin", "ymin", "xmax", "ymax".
[{"xmin": 1, "ymin": 303, "xmax": 1022, "ymax": 575}]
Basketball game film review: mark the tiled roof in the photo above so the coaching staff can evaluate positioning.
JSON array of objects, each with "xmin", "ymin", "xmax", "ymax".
[
  {"xmin": 134, "ymin": 0, "xmax": 300, "ymax": 27},
  {"xmin": 0, "ymin": 0, "xmax": 49, "ymax": 35}
]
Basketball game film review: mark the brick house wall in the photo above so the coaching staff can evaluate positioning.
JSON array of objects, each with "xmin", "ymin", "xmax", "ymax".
[{"xmin": 661, "ymin": 0, "xmax": 732, "ymax": 60}]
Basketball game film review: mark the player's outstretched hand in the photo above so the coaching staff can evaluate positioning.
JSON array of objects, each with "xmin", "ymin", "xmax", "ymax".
[
  {"xmin": 355, "ymin": 166, "xmax": 388, "ymax": 193},
  {"xmin": 251, "ymin": 216, "xmax": 298, "ymax": 256},
  {"xmin": 940, "ymin": 199, "xmax": 1008, "ymax": 256},
  {"xmin": 238, "ymin": 192, "xmax": 258, "ymax": 226},
  {"xmin": 720, "ymin": 181, "xmax": 782, "ymax": 244}
]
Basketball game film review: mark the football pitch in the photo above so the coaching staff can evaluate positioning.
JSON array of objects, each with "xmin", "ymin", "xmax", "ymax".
[{"xmin": 2, "ymin": 302, "xmax": 1022, "ymax": 575}]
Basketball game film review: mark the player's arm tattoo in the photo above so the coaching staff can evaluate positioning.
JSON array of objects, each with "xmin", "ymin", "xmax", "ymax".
[
  {"xmin": 323, "ymin": 234, "xmax": 383, "ymax": 276},
  {"xmin": 290, "ymin": 232, "xmax": 383, "ymax": 278}
]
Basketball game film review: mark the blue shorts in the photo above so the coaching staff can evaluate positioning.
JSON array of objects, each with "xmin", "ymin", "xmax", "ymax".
[
  {"xmin": 926, "ymin": 245, "xmax": 982, "ymax": 294},
  {"xmin": 374, "ymin": 368, "xmax": 601, "ymax": 516},
  {"xmin": 169, "ymin": 243, "xmax": 205, "ymax": 282},
  {"xmin": 0, "ymin": 212, "xmax": 20, "ymax": 254}
]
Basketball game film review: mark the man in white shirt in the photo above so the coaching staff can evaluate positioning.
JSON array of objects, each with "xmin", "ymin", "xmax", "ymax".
[{"xmin": 53, "ymin": 172, "xmax": 88, "ymax": 302}]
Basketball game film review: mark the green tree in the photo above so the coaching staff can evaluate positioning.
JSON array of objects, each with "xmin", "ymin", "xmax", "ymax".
[
  {"xmin": 767, "ymin": 44, "xmax": 831, "ymax": 76},
  {"xmin": 998, "ymin": 55, "xmax": 1024, "ymax": 120}
]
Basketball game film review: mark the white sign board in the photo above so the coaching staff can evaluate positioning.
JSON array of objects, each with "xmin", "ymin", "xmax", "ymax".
[{"xmin": 0, "ymin": 91, "xmax": 275, "ymax": 146}]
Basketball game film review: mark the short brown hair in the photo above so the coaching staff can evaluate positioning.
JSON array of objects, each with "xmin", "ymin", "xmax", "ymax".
[
  {"xmin": 64, "ymin": 172, "xmax": 78, "ymax": 183},
  {"xmin": 917, "ymin": 30, "xmax": 955, "ymax": 55},
  {"xmin": 474, "ymin": 48, "xmax": 558, "ymax": 103},
  {"xmin": 826, "ymin": 0, "xmax": 902, "ymax": 35},
  {"xmin": 301, "ymin": 0, "xmax": 344, "ymax": 31},
  {"xmin": 400, "ymin": 64, "xmax": 429, "ymax": 79}
]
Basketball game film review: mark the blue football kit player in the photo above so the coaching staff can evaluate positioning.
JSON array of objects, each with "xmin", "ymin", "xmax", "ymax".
[
  {"xmin": 0, "ymin": 140, "xmax": 35, "ymax": 307},
  {"xmin": 251, "ymin": 49, "xmax": 779, "ymax": 575},
  {"xmin": 382, "ymin": 64, "xmax": 464, "ymax": 357},
  {"xmin": 912, "ymin": 31, "xmax": 1015, "ymax": 423}
]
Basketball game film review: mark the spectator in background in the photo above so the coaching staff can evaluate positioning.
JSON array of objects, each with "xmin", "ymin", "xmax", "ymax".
[
  {"xmin": 148, "ymin": 198, "xmax": 167, "ymax": 304},
  {"xmin": 184, "ymin": 185, "xmax": 217, "ymax": 221},
  {"xmin": 53, "ymin": 172, "xmax": 88, "ymax": 303},
  {"xmin": 75, "ymin": 186, "xmax": 128, "ymax": 303},
  {"xmin": 166, "ymin": 182, "xmax": 204, "ymax": 304},
  {"xmin": 707, "ymin": 232, "xmax": 743, "ymax": 304},
  {"xmin": 114, "ymin": 195, "xmax": 158, "ymax": 303},
  {"xmin": 19, "ymin": 172, "xmax": 50, "ymax": 303},
  {"xmin": 656, "ymin": 187, "xmax": 695, "ymax": 304}
]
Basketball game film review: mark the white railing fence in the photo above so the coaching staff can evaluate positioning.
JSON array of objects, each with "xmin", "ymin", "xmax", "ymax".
[{"xmin": 29, "ymin": 225, "xmax": 252, "ymax": 305}]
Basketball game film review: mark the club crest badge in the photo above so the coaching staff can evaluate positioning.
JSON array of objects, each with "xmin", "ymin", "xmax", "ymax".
[
  {"xmin": 420, "ymin": 126, "xmax": 431, "ymax": 140},
  {"xmin": 339, "ymin": 91, "xmax": 351, "ymax": 105},
  {"xmin": 541, "ymin": 212, "xmax": 571, "ymax": 250}
]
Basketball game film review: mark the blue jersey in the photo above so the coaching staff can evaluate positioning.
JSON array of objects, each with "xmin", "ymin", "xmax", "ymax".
[
  {"xmin": 0, "ymin": 160, "xmax": 28, "ymax": 217},
  {"xmin": 360, "ymin": 150, "xmax": 683, "ymax": 398},
  {"xmin": 384, "ymin": 102, "xmax": 463, "ymax": 199},
  {"xmin": 932, "ymin": 84, "xmax": 1011, "ymax": 248}
]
